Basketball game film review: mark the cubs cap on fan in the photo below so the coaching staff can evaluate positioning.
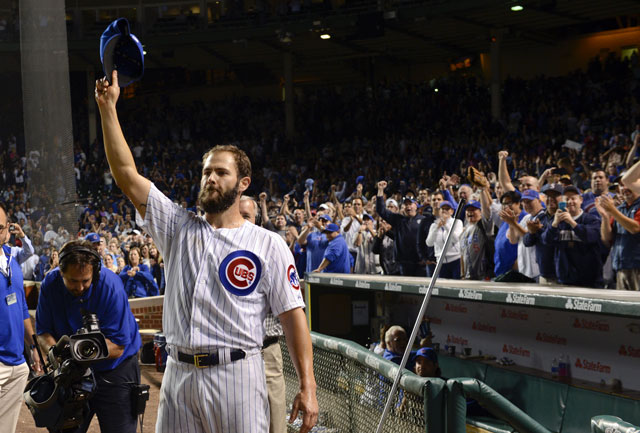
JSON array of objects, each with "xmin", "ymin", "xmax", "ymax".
[
  {"xmin": 322, "ymin": 223, "xmax": 340, "ymax": 233},
  {"xmin": 415, "ymin": 347, "xmax": 438, "ymax": 363},
  {"xmin": 465, "ymin": 200, "xmax": 482, "ymax": 210},
  {"xmin": 521, "ymin": 189, "xmax": 540, "ymax": 201},
  {"xmin": 439, "ymin": 200, "xmax": 454, "ymax": 209},
  {"xmin": 100, "ymin": 18, "xmax": 144, "ymax": 87},
  {"xmin": 84, "ymin": 232, "xmax": 100, "ymax": 243},
  {"xmin": 318, "ymin": 214, "xmax": 332, "ymax": 222}
]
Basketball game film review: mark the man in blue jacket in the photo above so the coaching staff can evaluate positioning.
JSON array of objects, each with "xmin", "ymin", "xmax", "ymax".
[
  {"xmin": 541, "ymin": 186, "xmax": 603, "ymax": 287},
  {"xmin": 36, "ymin": 240, "xmax": 142, "ymax": 433}
]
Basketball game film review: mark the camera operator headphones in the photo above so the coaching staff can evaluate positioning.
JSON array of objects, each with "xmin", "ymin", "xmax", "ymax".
[{"xmin": 59, "ymin": 242, "xmax": 102, "ymax": 284}]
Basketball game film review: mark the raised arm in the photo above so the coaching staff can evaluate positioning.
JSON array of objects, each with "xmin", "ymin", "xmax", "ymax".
[
  {"xmin": 498, "ymin": 150, "xmax": 516, "ymax": 193},
  {"xmin": 95, "ymin": 71, "xmax": 151, "ymax": 218}
]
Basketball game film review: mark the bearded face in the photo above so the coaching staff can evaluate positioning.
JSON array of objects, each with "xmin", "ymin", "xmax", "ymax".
[{"xmin": 198, "ymin": 180, "xmax": 240, "ymax": 214}]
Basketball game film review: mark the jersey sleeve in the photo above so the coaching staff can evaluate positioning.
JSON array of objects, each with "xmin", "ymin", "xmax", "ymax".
[
  {"xmin": 265, "ymin": 234, "xmax": 306, "ymax": 317},
  {"xmin": 136, "ymin": 183, "xmax": 188, "ymax": 258}
]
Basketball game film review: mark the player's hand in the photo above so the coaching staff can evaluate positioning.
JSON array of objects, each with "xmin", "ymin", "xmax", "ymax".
[
  {"xmin": 289, "ymin": 388, "xmax": 318, "ymax": 433},
  {"xmin": 95, "ymin": 70, "xmax": 120, "ymax": 110}
]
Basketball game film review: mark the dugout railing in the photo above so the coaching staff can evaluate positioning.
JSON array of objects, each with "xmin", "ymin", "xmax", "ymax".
[
  {"xmin": 280, "ymin": 332, "xmax": 446, "ymax": 433},
  {"xmin": 280, "ymin": 332, "xmax": 640, "ymax": 433}
]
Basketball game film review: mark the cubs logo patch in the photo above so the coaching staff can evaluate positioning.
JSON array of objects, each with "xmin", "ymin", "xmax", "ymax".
[
  {"xmin": 219, "ymin": 250, "xmax": 262, "ymax": 296},
  {"xmin": 287, "ymin": 265, "xmax": 300, "ymax": 291}
]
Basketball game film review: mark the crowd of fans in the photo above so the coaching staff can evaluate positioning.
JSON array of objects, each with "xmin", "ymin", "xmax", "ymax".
[{"xmin": 1, "ymin": 53, "xmax": 640, "ymax": 293}]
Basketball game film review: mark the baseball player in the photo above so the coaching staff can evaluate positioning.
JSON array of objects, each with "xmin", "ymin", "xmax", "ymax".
[{"xmin": 95, "ymin": 71, "xmax": 318, "ymax": 433}]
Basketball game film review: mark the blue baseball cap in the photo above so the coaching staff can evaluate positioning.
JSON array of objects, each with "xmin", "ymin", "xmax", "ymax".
[
  {"xmin": 85, "ymin": 232, "xmax": 100, "ymax": 243},
  {"xmin": 363, "ymin": 213, "xmax": 374, "ymax": 221},
  {"xmin": 305, "ymin": 178, "xmax": 314, "ymax": 190},
  {"xmin": 100, "ymin": 18, "xmax": 144, "ymax": 87},
  {"xmin": 318, "ymin": 214, "xmax": 332, "ymax": 222},
  {"xmin": 415, "ymin": 347, "xmax": 438, "ymax": 363},
  {"xmin": 521, "ymin": 189, "xmax": 540, "ymax": 201},
  {"xmin": 465, "ymin": 200, "xmax": 482, "ymax": 210},
  {"xmin": 322, "ymin": 223, "xmax": 340, "ymax": 233},
  {"xmin": 439, "ymin": 200, "xmax": 454, "ymax": 209},
  {"xmin": 355, "ymin": 175, "xmax": 365, "ymax": 185}
]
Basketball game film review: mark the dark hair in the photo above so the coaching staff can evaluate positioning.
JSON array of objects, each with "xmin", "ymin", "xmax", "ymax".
[
  {"xmin": 500, "ymin": 190, "xmax": 521, "ymax": 204},
  {"xmin": 201, "ymin": 145, "xmax": 252, "ymax": 179},
  {"xmin": 59, "ymin": 240, "xmax": 101, "ymax": 275}
]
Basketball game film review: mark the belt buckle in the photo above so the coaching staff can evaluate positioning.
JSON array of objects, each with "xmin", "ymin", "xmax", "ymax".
[{"xmin": 193, "ymin": 353, "xmax": 208, "ymax": 368}]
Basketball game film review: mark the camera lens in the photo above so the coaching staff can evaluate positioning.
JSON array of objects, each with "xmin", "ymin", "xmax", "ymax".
[{"xmin": 75, "ymin": 340, "xmax": 99, "ymax": 360}]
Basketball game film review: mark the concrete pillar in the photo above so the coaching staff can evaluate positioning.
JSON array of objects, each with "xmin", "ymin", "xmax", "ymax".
[
  {"xmin": 490, "ymin": 29, "xmax": 503, "ymax": 120},
  {"xmin": 284, "ymin": 52, "xmax": 294, "ymax": 141},
  {"xmin": 87, "ymin": 67, "xmax": 97, "ymax": 145}
]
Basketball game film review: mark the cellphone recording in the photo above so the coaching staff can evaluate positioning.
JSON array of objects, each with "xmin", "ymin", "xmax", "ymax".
[{"xmin": 558, "ymin": 201, "xmax": 567, "ymax": 212}]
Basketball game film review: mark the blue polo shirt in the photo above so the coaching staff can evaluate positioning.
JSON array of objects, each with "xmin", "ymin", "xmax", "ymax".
[
  {"xmin": 306, "ymin": 231, "xmax": 328, "ymax": 272},
  {"xmin": 36, "ymin": 267, "xmax": 141, "ymax": 372},
  {"xmin": 0, "ymin": 246, "xmax": 29, "ymax": 366},
  {"xmin": 323, "ymin": 234, "xmax": 351, "ymax": 273},
  {"xmin": 494, "ymin": 210, "xmax": 527, "ymax": 276}
]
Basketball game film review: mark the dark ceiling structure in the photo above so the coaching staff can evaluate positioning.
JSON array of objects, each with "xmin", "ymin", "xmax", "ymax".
[{"xmin": 1, "ymin": 0, "xmax": 640, "ymax": 83}]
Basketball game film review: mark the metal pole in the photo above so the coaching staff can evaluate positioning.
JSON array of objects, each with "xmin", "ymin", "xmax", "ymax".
[{"xmin": 375, "ymin": 199, "xmax": 467, "ymax": 433}]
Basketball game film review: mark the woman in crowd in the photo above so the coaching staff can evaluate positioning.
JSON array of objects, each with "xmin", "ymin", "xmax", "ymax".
[
  {"xmin": 140, "ymin": 244, "xmax": 151, "ymax": 267},
  {"xmin": 44, "ymin": 250, "xmax": 58, "ymax": 275},
  {"xmin": 119, "ymin": 247, "xmax": 159, "ymax": 298},
  {"xmin": 103, "ymin": 253, "xmax": 119, "ymax": 273},
  {"xmin": 149, "ymin": 244, "xmax": 166, "ymax": 295}
]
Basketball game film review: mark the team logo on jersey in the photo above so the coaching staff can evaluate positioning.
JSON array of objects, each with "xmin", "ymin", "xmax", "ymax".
[
  {"xmin": 219, "ymin": 250, "xmax": 262, "ymax": 296},
  {"xmin": 287, "ymin": 265, "xmax": 300, "ymax": 291}
]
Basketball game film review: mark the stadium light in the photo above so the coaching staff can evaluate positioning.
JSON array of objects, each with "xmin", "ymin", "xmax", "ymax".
[
  {"xmin": 320, "ymin": 33, "xmax": 331, "ymax": 40},
  {"xmin": 511, "ymin": 5, "xmax": 524, "ymax": 11}
]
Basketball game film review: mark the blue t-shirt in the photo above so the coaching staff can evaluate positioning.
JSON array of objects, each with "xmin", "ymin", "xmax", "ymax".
[
  {"xmin": 306, "ymin": 231, "xmax": 328, "ymax": 273},
  {"xmin": 0, "ymin": 246, "xmax": 29, "ymax": 366},
  {"xmin": 494, "ymin": 210, "xmax": 527, "ymax": 276},
  {"xmin": 36, "ymin": 267, "xmax": 141, "ymax": 372},
  {"xmin": 323, "ymin": 234, "xmax": 351, "ymax": 273}
]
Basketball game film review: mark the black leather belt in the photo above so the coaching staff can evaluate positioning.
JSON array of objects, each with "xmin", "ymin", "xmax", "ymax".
[
  {"xmin": 177, "ymin": 350, "xmax": 245, "ymax": 368},
  {"xmin": 262, "ymin": 336, "xmax": 279, "ymax": 349}
]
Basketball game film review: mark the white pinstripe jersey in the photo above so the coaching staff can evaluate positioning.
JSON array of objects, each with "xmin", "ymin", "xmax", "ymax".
[{"xmin": 137, "ymin": 183, "xmax": 305, "ymax": 352}]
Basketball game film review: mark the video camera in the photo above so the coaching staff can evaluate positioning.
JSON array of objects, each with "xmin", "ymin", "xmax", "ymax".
[{"xmin": 23, "ymin": 311, "xmax": 109, "ymax": 432}]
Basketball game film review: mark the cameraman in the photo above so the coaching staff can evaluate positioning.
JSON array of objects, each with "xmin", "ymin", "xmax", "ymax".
[{"xmin": 36, "ymin": 240, "xmax": 142, "ymax": 433}]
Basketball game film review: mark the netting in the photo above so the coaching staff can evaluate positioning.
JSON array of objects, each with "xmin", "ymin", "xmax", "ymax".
[
  {"xmin": 280, "ymin": 336, "xmax": 428, "ymax": 433},
  {"xmin": 20, "ymin": 0, "xmax": 77, "ymax": 234}
]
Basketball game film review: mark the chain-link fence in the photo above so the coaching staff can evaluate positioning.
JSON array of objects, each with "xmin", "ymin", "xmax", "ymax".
[{"xmin": 280, "ymin": 332, "xmax": 446, "ymax": 433}]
